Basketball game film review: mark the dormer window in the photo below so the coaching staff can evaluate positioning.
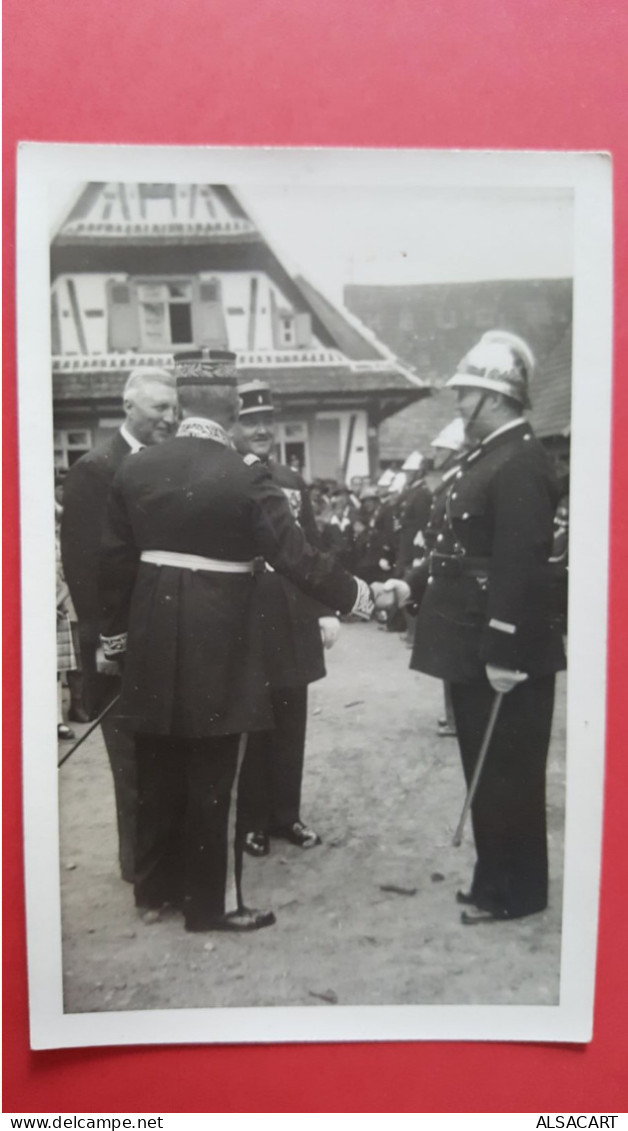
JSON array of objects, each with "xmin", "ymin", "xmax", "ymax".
[{"xmin": 107, "ymin": 275, "xmax": 228, "ymax": 351}]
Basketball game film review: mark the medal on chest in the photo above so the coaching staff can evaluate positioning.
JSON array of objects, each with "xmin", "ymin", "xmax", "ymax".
[{"xmin": 281, "ymin": 487, "xmax": 302, "ymax": 524}]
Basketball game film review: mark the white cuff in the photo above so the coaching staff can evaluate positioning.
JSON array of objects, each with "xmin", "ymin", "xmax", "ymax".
[
  {"xmin": 100, "ymin": 632, "xmax": 128, "ymax": 656},
  {"xmin": 351, "ymin": 577, "xmax": 374, "ymax": 620},
  {"xmin": 488, "ymin": 618, "xmax": 516, "ymax": 635}
]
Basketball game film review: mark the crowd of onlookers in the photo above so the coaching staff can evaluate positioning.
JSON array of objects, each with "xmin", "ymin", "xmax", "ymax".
[{"xmin": 308, "ymin": 463, "xmax": 434, "ymax": 587}]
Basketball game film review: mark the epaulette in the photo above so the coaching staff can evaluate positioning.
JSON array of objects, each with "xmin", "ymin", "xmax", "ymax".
[{"xmin": 243, "ymin": 453, "xmax": 261, "ymax": 467}]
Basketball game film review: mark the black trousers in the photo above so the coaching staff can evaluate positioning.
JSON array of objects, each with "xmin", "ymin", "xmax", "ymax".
[
  {"xmin": 451, "ymin": 674, "xmax": 556, "ymax": 919},
  {"xmin": 134, "ymin": 732, "xmax": 247, "ymax": 930},
  {"xmin": 240, "ymin": 687, "xmax": 308, "ymax": 832},
  {"xmin": 81, "ymin": 635, "xmax": 136, "ymax": 883}
]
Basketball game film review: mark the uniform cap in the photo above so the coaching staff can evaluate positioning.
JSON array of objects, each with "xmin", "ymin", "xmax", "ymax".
[
  {"xmin": 173, "ymin": 348, "xmax": 237, "ymax": 388},
  {"xmin": 446, "ymin": 330, "xmax": 535, "ymax": 408},
  {"xmin": 238, "ymin": 380, "xmax": 274, "ymax": 417}
]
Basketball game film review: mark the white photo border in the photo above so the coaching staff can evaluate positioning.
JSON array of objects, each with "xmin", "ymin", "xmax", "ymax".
[{"xmin": 16, "ymin": 143, "xmax": 613, "ymax": 1048}]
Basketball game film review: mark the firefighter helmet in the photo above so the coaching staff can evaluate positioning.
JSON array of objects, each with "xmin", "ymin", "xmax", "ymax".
[{"xmin": 446, "ymin": 330, "xmax": 535, "ymax": 409}]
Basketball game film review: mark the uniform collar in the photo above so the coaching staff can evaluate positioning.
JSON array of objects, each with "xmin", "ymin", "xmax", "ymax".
[
  {"xmin": 119, "ymin": 423, "xmax": 145, "ymax": 453},
  {"xmin": 481, "ymin": 417, "xmax": 528, "ymax": 447},
  {"xmin": 176, "ymin": 417, "xmax": 230, "ymax": 445},
  {"xmin": 464, "ymin": 418, "xmax": 530, "ymax": 465}
]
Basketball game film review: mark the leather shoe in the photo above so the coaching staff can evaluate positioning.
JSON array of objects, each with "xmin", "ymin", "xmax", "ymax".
[
  {"xmin": 437, "ymin": 719, "xmax": 457, "ymax": 737},
  {"xmin": 270, "ymin": 820, "xmax": 321, "ymax": 848},
  {"xmin": 244, "ymin": 830, "xmax": 270, "ymax": 857},
  {"xmin": 455, "ymin": 890, "xmax": 476, "ymax": 906},
  {"xmin": 186, "ymin": 907, "xmax": 276, "ymax": 933},
  {"xmin": 69, "ymin": 704, "xmax": 90, "ymax": 724},
  {"xmin": 461, "ymin": 908, "xmax": 509, "ymax": 925}
]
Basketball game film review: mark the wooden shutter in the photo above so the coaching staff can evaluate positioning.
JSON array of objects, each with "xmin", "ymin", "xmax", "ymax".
[
  {"xmin": 51, "ymin": 289, "xmax": 61, "ymax": 354},
  {"xmin": 294, "ymin": 312, "xmax": 312, "ymax": 348},
  {"xmin": 192, "ymin": 278, "xmax": 229, "ymax": 348},
  {"xmin": 106, "ymin": 279, "xmax": 140, "ymax": 350},
  {"xmin": 269, "ymin": 287, "xmax": 281, "ymax": 348}
]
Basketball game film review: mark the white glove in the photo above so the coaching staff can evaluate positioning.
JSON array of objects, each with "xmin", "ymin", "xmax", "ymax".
[
  {"xmin": 319, "ymin": 616, "xmax": 341, "ymax": 650},
  {"xmin": 384, "ymin": 578, "xmax": 411, "ymax": 608},
  {"xmin": 485, "ymin": 664, "xmax": 528, "ymax": 694},
  {"xmin": 370, "ymin": 581, "xmax": 396, "ymax": 611},
  {"xmin": 96, "ymin": 645, "xmax": 121, "ymax": 677}
]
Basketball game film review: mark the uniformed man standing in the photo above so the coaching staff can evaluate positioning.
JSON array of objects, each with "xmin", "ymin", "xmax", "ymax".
[
  {"xmin": 394, "ymin": 452, "xmax": 433, "ymax": 578},
  {"xmin": 231, "ymin": 381, "xmax": 338, "ymax": 855},
  {"xmin": 377, "ymin": 331, "xmax": 566, "ymax": 923},
  {"xmin": 99, "ymin": 351, "xmax": 372, "ymax": 933}
]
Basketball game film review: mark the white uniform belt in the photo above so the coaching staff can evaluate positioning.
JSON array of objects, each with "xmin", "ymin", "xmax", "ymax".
[{"xmin": 141, "ymin": 550, "xmax": 255, "ymax": 574}]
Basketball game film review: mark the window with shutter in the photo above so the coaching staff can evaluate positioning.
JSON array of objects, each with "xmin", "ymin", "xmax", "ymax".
[
  {"xmin": 192, "ymin": 278, "xmax": 229, "ymax": 348},
  {"xmin": 106, "ymin": 279, "xmax": 140, "ymax": 350},
  {"xmin": 279, "ymin": 314, "xmax": 295, "ymax": 346},
  {"xmin": 135, "ymin": 280, "xmax": 196, "ymax": 349},
  {"xmin": 54, "ymin": 429, "xmax": 93, "ymax": 469}
]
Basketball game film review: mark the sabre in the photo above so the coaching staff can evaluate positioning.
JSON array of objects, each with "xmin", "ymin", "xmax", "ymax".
[
  {"xmin": 452, "ymin": 690, "xmax": 505, "ymax": 848},
  {"xmin": 57, "ymin": 694, "xmax": 120, "ymax": 768}
]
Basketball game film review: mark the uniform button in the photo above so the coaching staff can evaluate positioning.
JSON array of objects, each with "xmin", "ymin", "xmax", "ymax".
[
  {"xmin": 451, "ymin": 491, "xmax": 458, "ymax": 500},
  {"xmin": 427, "ymin": 576, "xmax": 434, "ymax": 586},
  {"xmin": 523, "ymin": 434, "xmax": 531, "ymax": 441},
  {"xmin": 462, "ymin": 512, "xmax": 470, "ymax": 519},
  {"xmin": 456, "ymin": 470, "xmax": 463, "ymax": 479},
  {"xmin": 437, "ymin": 534, "xmax": 444, "ymax": 542}
]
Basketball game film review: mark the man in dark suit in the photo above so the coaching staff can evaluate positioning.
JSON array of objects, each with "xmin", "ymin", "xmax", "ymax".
[
  {"xmin": 231, "ymin": 381, "xmax": 339, "ymax": 856},
  {"xmin": 376, "ymin": 331, "xmax": 566, "ymax": 923},
  {"xmin": 99, "ymin": 350, "xmax": 373, "ymax": 933},
  {"xmin": 60, "ymin": 367, "xmax": 178, "ymax": 881}
]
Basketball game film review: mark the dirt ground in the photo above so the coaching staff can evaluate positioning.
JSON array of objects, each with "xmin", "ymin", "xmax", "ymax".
[{"xmin": 58, "ymin": 620, "xmax": 566, "ymax": 1013}]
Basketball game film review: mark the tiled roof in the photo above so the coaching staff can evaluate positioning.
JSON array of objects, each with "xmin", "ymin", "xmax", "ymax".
[
  {"xmin": 379, "ymin": 390, "xmax": 457, "ymax": 460},
  {"xmin": 530, "ymin": 330, "xmax": 572, "ymax": 438},
  {"xmin": 52, "ymin": 363, "xmax": 429, "ymax": 402},
  {"xmin": 294, "ymin": 275, "xmax": 402, "ymax": 364}
]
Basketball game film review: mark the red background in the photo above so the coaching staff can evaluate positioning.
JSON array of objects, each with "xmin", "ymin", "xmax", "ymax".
[{"xmin": 3, "ymin": 0, "xmax": 628, "ymax": 1113}]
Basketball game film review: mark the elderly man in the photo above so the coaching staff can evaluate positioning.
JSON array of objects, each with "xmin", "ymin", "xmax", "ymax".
[
  {"xmin": 99, "ymin": 350, "xmax": 372, "ymax": 933},
  {"xmin": 377, "ymin": 332, "xmax": 566, "ymax": 923},
  {"xmin": 61, "ymin": 366, "xmax": 177, "ymax": 881},
  {"xmin": 231, "ymin": 380, "xmax": 339, "ymax": 856}
]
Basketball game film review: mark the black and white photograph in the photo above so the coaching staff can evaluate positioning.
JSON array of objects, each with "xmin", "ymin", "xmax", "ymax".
[{"xmin": 17, "ymin": 144, "xmax": 612, "ymax": 1048}]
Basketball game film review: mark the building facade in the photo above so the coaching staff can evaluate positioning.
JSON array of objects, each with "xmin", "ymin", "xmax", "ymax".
[{"xmin": 52, "ymin": 183, "xmax": 429, "ymax": 483}]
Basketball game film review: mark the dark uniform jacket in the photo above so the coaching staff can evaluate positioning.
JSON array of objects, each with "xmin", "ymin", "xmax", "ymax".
[
  {"xmin": 409, "ymin": 420, "xmax": 567, "ymax": 683},
  {"xmin": 99, "ymin": 434, "xmax": 358, "ymax": 738},
  {"xmin": 395, "ymin": 479, "xmax": 433, "ymax": 575},
  {"xmin": 354, "ymin": 500, "xmax": 397, "ymax": 582},
  {"xmin": 61, "ymin": 430, "xmax": 133, "ymax": 642},
  {"xmin": 256, "ymin": 460, "xmax": 328, "ymax": 689}
]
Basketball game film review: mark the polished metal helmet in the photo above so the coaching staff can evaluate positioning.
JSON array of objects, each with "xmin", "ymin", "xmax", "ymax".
[
  {"xmin": 401, "ymin": 450, "xmax": 426, "ymax": 473},
  {"xmin": 446, "ymin": 330, "xmax": 535, "ymax": 409},
  {"xmin": 430, "ymin": 416, "xmax": 466, "ymax": 453}
]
